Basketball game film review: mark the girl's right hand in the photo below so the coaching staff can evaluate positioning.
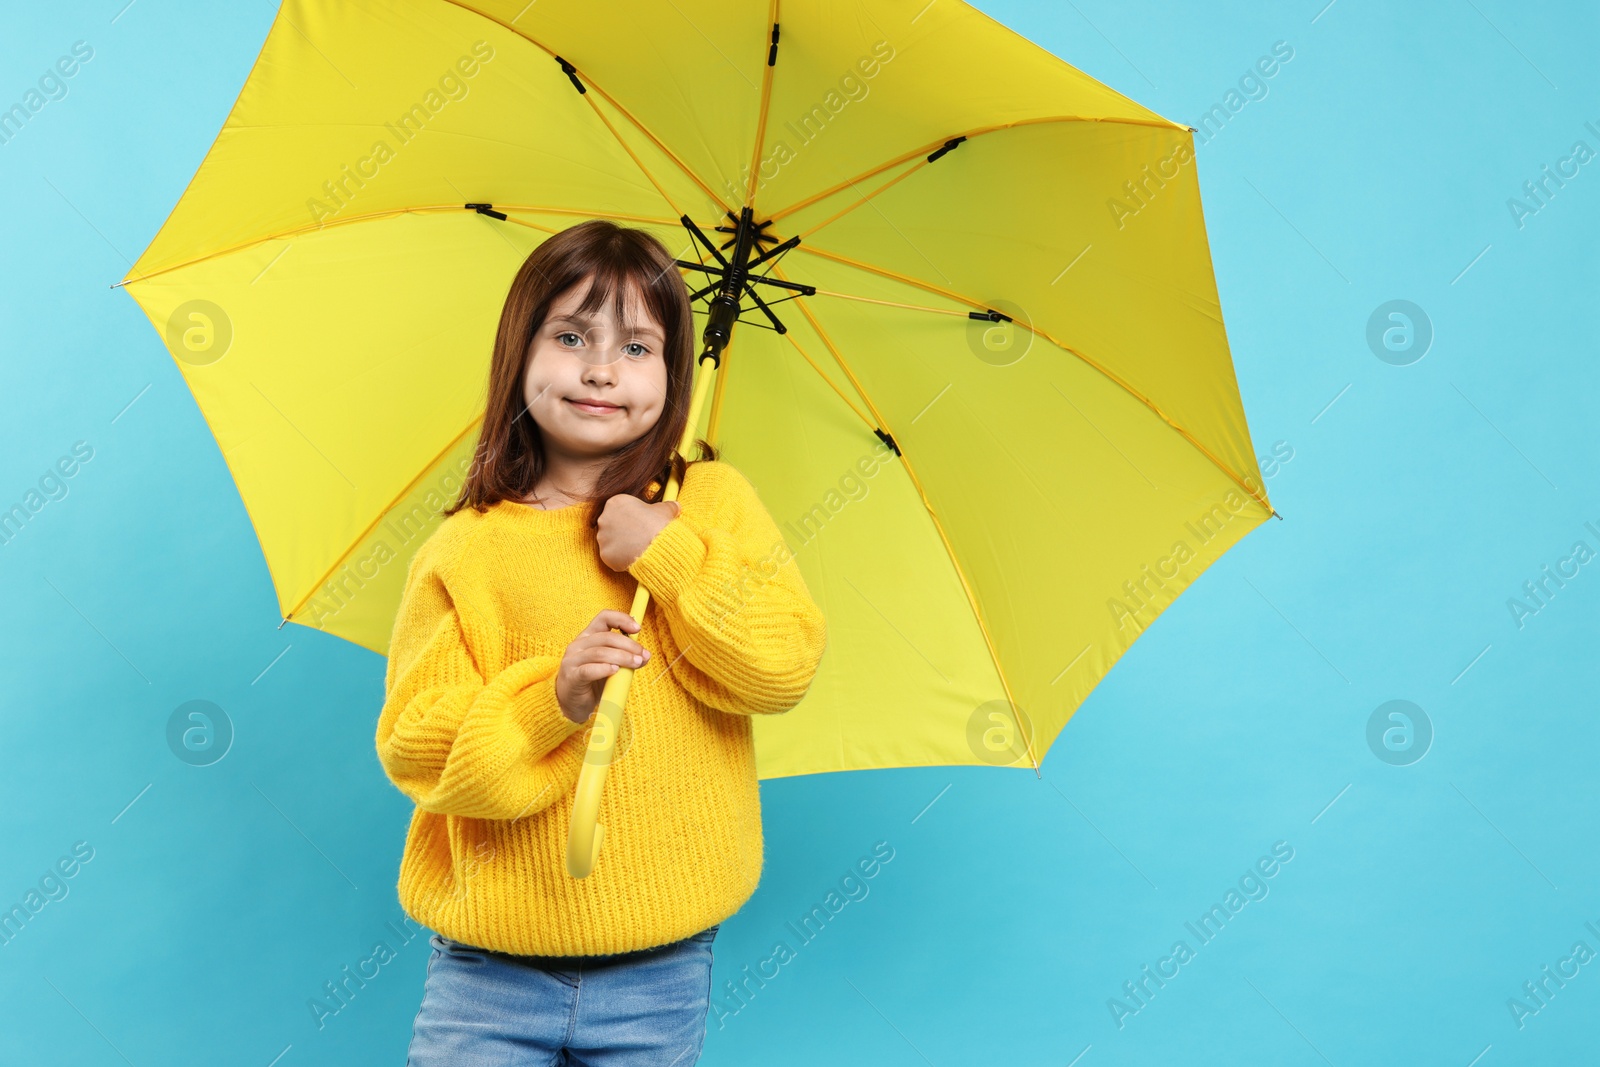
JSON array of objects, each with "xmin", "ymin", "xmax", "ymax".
[{"xmin": 556, "ymin": 610, "xmax": 651, "ymax": 723}]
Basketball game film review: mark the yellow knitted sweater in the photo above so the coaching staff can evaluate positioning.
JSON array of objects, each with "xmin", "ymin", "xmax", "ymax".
[{"xmin": 375, "ymin": 459, "xmax": 827, "ymax": 956}]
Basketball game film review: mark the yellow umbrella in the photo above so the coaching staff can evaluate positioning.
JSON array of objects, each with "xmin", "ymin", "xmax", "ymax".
[{"xmin": 120, "ymin": 0, "xmax": 1276, "ymax": 871}]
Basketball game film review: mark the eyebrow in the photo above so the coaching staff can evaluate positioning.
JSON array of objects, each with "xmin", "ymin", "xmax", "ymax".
[{"xmin": 547, "ymin": 313, "xmax": 663, "ymax": 340}]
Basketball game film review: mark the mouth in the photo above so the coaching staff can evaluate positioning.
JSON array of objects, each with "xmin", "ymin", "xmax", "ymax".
[{"xmin": 566, "ymin": 398, "xmax": 622, "ymax": 415}]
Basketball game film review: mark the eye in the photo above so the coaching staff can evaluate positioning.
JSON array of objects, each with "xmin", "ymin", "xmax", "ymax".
[
  {"xmin": 556, "ymin": 331, "xmax": 582, "ymax": 348},
  {"xmin": 623, "ymin": 341, "xmax": 650, "ymax": 359}
]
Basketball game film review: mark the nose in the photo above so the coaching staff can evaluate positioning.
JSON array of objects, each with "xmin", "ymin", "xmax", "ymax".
[{"xmin": 581, "ymin": 352, "xmax": 618, "ymax": 384}]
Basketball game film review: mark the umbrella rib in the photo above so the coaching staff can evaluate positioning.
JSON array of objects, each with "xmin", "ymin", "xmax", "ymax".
[
  {"xmin": 114, "ymin": 204, "xmax": 687, "ymax": 289},
  {"xmin": 806, "ymin": 288, "xmax": 971, "ymax": 318},
  {"xmin": 773, "ymin": 264, "xmax": 1043, "ymax": 776},
  {"xmin": 123, "ymin": 0, "xmax": 722, "ymax": 286},
  {"xmin": 785, "ymin": 158, "xmax": 929, "ymax": 243},
  {"xmin": 281, "ymin": 414, "xmax": 484, "ymax": 625},
  {"xmin": 789, "ymin": 242, "xmax": 1274, "ymax": 516},
  {"xmin": 776, "ymin": 332, "xmax": 878, "ymax": 440},
  {"xmin": 576, "ymin": 91, "xmax": 688, "ymax": 220},
  {"xmin": 742, "ymin": 5, "xmax": 781, "ymax": 209},
  {"xmin": 762, "ymin": 114, "xmax": 1187, "ymax": 228},
  {"xmin": 438, "ymin": 0, "xmax": 732, "ymax": 218},
  {"xmin": 117, "ymin": 0, "xmax": 298, "ymax": 289}
]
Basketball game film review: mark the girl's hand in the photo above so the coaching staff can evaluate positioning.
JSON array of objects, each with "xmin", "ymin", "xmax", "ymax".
[
  {"xmin": 595, "ymin": 495, "xmax": 681, "ymax": 572},
  {"xmin": 556, "ymin": 610, "xmax": 651, "ymax": 723}
]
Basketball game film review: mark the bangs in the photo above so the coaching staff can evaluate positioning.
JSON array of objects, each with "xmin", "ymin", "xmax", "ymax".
[{"xmin": 567, "ymin": 251, "xmax": 678, "ymax": 343}]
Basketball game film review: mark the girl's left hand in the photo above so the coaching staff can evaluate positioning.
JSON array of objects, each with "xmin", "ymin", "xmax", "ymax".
[{"xmin": 595, "ymin": 495, "xmax": 681, "ymax": 572}]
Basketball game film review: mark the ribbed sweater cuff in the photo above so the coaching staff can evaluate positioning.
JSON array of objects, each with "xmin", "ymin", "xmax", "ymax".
[
  {"xmin": 504, "ymin": 656, "xmax": 590, "ymax": 754},
  {"xmin": 627, "ymin": 517, "xmax": 707, "ymax": 605}
]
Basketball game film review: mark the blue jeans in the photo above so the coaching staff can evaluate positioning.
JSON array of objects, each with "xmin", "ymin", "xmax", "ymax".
[{"xmin": 405, "ymin": 925, "xmax": 720, "ymax": 1066}]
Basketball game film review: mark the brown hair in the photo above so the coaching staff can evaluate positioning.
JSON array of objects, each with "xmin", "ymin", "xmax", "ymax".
[{"xmin": 445, "ymin": 218, "xmax": 717, "ymax": 526}]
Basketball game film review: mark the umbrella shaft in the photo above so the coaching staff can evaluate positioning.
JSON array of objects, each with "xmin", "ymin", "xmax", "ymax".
[
  {"xmin": 566, "ymin": 343, "xmax": 723, "ymax": 879},
  {"xmin": 697, "ymin": 206, "xmax": 765, "ymax": 361}
]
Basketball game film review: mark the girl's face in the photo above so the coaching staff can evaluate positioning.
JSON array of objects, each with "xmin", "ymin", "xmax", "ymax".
[{"xmin": 522, "ymin": 276, "xmax": 669, "ymax": 467}]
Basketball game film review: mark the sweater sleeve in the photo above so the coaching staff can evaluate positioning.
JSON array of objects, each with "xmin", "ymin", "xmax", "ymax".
[
  {"xmin": 375, "ymin": 542, "xmax": 589, "ymax": 820},
  {"xmin": 626, "ymin": 462, "xmax": 827, "ymax": 716}
]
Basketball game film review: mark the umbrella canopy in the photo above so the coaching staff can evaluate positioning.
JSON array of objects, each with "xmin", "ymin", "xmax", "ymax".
[{"xmin": 121, "ymin": 0, "xmax": 1275, "ymax": 780}]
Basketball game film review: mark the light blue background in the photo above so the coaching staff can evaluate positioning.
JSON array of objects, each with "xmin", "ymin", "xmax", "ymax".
[{"xmin": 2, "ymin": 2, "xmax": 1597, "ymax": 1064}]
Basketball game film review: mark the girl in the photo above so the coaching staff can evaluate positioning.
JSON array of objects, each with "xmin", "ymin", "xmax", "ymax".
[{"xmin": 375, "ymin": 218, "xmax": 827, "ymax": 1065}]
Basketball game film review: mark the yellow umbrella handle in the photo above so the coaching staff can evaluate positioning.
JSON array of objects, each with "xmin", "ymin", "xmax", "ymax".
[{"xmin": 566, "ymin": 350, "xmax": 720, "ymax": 879}]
